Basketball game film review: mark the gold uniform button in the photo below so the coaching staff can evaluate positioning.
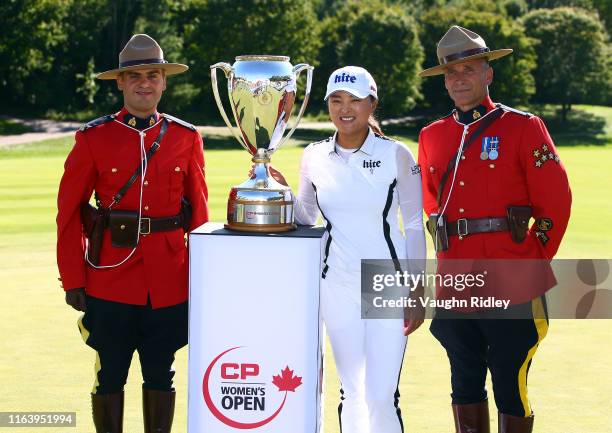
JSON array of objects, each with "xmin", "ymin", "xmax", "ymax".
[
  {"xmin": 120, "ymin": 224, "xmax": 126, "ymax": 230},
  {"xmin": 111, "ymin": 168, "xmax": 118, "ymax": 173},
  {"xmin": 489, "ymin": 163, "xmax": 495, "ymax": 168},
  {"xmin": 144, "ymin": 205, "xmax": 149, "ymax": 211},
  {"xmin": 459, "ymin": 235, "xmax": 464, "ymax": 240},
  {"xmin": 144, "ymin": 180, "xmax": 149, "ymax": 186},
  {"xmin": 174, "ymin": 166, "xmax": 181, "ymax": 172},
  {"xmin": 461, "ymin": 155, "xmax": 466, "ymax": 160},
  {"xmin": 459, "ymin": 181, "xmax": 465, "ymax": 186},
  {"xmin": 459, "ymin": 208, "xmax": 465, "ymax": 213}
]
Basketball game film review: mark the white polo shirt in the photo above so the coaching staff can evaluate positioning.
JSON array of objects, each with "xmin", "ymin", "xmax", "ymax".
[{"xmin": 295, "ymin": 128, "xmax": 426, "ymax": 291}]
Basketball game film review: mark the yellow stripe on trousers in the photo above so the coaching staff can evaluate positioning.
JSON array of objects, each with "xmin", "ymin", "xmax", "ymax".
[
  {"xmin": 518, "ymin": 297, "xmax": 549, "ymax": 417},
  {"xmin": 77, "ymin": 315, "xmax": 102, "ymax": 394}
]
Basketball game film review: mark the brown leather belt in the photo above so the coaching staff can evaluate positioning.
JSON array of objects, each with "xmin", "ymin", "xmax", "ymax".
[
  {"xmin": 446, "ymin": 217, "xmax": 509, "ymax": 237},
  {"xmin": 138, "ymin": 214, "xmax": 184, "ymax": 234}
]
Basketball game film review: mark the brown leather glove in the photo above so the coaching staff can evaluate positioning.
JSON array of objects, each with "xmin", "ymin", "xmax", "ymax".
[{"xmin": 65, "ymin": 287, "xmax": 87, "ymax": 312}]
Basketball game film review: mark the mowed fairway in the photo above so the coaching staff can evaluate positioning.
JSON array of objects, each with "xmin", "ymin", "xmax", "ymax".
[{"xmin": 0, "ymin": 118, "xmax": 611, "ymax": 432}]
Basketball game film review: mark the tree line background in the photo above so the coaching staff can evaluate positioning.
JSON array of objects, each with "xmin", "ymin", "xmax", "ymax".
[{"xmin": 0, "ymin": 0, "xmax": 609, "ymax": 123}]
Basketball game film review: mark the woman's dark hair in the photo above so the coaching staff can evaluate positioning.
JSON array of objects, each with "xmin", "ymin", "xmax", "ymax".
[
  {"xmin": 368, "ymin": 96, "xmax": 384, "ymax": 136},
  {"xmin": 368, "ymin": 115, "xmax": 383, "ymax": 136}
]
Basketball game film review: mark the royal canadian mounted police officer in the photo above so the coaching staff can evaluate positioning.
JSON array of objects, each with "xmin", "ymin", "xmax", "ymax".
[
  {"xmin": 418, "ymin": 27, "xmax": 571, "ymax": 433},
  {"xmin": 56, "ymin": 34, "xmax": 208, "ymax": 433}
]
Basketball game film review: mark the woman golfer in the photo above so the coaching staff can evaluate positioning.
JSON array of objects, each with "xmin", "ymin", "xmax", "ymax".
[{"xmin": 275, "ymin": 66, "xmax": 426, "ymax": 433}]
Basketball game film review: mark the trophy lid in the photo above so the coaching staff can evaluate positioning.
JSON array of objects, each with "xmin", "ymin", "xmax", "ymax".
[{"xmin": 235, "ymin": 55, "xmax": 290, "ymax": 62}]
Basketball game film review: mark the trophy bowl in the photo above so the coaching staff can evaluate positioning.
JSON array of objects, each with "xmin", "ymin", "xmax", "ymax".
[{"xmin": 211, "ymin": 55, "xmax": 313, "ymax": 232}]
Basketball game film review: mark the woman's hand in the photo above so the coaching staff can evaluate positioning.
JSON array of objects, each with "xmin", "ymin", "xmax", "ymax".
[
  {"xmin": 269, "ymin": 166, "xmax": 288, "ymax": 186},
  {"xmin": 403, "ymin": 284, "xmax": 425, "ymax": 336},
  {"xmin": 248, "ymin": 164, "xmax": 289, "ymax": 186}
]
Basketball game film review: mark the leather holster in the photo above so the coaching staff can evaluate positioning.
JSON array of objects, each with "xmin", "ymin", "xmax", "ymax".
[
  {"xmin": 427, "ymin": 213, "xmax": 449, "ymax": 252},
  {"xmin": 81, "ymin": 203, "xmax": 106, "ymax": 265},
  {"xmin": 506, "ymin": 205, "xmax": 532, "ymax": 243}
]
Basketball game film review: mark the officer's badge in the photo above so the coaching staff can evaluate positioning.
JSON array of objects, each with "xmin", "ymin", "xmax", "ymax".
[
  {"xmin": 149, "ymin": 117, "xmax": 155, "ymax": 126},
  {"xmin": 533, "ymin": 143, "xmax": 560, "ymax": 168},
  {"xmin": 128, "ymin": 117, "xmax": 136, "ymax": 127},
  {"xmin": 473, "ymin": 110, "xmax": 481, "ymax": 120},
  {"xmin": 481, "ymin": 136, "xmax": 499, "ymax": 160}
]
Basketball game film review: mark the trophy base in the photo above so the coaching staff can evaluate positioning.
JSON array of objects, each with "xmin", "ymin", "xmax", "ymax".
[
  {"xmin": 226, "ymin": 197, "xmax": 296, "ymax": 233},
  {"xmin": 225, "ymin": 150, "xmax": 296, "ymax": 233},
  {"xmin": 224, "ymin": 222, "xmax": 297, "ymax": 233}
]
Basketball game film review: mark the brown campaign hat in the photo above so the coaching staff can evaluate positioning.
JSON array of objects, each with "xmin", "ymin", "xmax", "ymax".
[
  {"xmin": 420, "ymin": 26, "xmax": 513, "ymax": 77},
  {"xmin": 96, "ymin": 34, "xmax": 188, "ymax": 80}
]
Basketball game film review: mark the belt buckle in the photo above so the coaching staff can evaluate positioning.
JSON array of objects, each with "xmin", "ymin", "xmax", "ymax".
[
  {"xmin": 457, "ymin": 218, "xmax": 468, "ymax": 237},
  {"xmin": 140, "ymin": 217, "xmax": 151, "ymax": 235}
]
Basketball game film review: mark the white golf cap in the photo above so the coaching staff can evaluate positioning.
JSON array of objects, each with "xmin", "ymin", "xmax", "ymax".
[{"xmin": 324, "ymin": 66, "xmax": 378, "ymax": 100}]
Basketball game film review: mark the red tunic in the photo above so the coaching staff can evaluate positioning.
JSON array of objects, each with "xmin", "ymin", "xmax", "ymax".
[
  {"xmin": 418, "ymin": 96, "xmax": 572, "ymax": 304},
  {"xmin": 56, "ymin": 108, "xmax": 209, "ymax": 308}
]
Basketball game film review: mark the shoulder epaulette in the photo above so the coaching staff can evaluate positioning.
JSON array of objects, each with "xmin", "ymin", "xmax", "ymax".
[
  {"xmin": 79, "ymin": 114, "xmax": 115, "ymax": 132},
  {"xmin": 311, "ymin": 136, "xmax": 333, "ymax": 146},
  {"xmin": 497, "ymin": 104, "xmax": 532, "ymax": 118},
  {"xmin": 163, "ymin": 114, "xmax": 197, "ymax": 131}
]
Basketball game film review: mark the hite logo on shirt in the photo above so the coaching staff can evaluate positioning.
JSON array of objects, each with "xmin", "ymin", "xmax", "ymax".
[{"xmin": 363, "ymin": 159, "xmax": 381, "ymax": 174}]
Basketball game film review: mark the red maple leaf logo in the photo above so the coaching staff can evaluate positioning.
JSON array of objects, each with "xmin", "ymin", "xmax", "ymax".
[{"xmin": 272, "ymin": 366, "xmax": 302, "ymax": 392}]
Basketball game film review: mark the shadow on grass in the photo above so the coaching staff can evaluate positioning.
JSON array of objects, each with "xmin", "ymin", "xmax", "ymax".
[
  {"xmin": 530, "ymin": 107, "xmax": 608, "ymax": 147},
  {"xmin": 0, "ymin": 119, "xmax": 33, "ymax": 135}
]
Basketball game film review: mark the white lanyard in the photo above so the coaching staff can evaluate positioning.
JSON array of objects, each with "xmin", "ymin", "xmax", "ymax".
[{"xmin": 85, "ymin": 120, "xmax": 161, "ymax": 269}]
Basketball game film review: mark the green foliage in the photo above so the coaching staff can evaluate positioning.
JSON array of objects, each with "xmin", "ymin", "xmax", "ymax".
[
  {"xmin": 527, "ymin": 0, "xmax": 594, "ymax": 9},
  {"xmin": 182, "ymin": 0, "xmax": 321, "ymax": 122},
  {"xmin": 527, "ymin": 0, "xmax": 611, "ymax": 28},
  {"xmin": 313, "ymin": 0, "xmax": 423, "ymax": 118},
  {"xmin": 419, "ymin": 5, "xmax": 537, "ymax": 111},
  {"xmin": 522, "ymin": 7, "xmax": 611, "ymax": 117},
  {"xmin": 0, "ymin": 0, "xmax": 68, "ymax": 109},
  {"xmin": 504, "ymin": 0, "xmax": 529, "ymax": 18},
  {"xmin": 0, "ymin": 0, "xmax": 609, "ymax": 124}
]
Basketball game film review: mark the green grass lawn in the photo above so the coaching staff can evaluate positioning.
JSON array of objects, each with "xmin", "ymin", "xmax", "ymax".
[{"xmin": 1, "ymin": 107, "xmax": 611, "ymax": 432}]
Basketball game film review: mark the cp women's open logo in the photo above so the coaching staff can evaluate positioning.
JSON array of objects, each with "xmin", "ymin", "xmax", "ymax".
[{"xmin": 202, "ymin": 346, "xmax": 303, "ymax": 429}]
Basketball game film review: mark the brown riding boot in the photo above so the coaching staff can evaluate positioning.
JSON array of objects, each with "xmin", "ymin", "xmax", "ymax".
[
  {"xmin": 143, "ymin": 388, "xmax": 176, "ymax": 433},
  {"xmin": 452, "ymin": 400, "xmax": 490, "ymax": 433},
  {"xmin": 91, "ymin": 391, "xmax": 124, "ymax": 433},
  {"xmin": 498, "ymin": 412, "xmax": 534, "ymax": 433}
]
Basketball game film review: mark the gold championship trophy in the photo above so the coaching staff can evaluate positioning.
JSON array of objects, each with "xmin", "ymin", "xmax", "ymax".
[{"xmin": 211, "ymin": 56, "xmax": 313, "ymax": 232}]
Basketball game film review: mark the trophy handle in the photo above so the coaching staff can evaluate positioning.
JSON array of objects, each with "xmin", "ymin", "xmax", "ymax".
[
  {"xmin": 278, "ymin": 63, "xmax": 314, "ymax": 149},
  {"xmin": 210, "ymin": 62, "xmax": 250, "ymax": 151}
]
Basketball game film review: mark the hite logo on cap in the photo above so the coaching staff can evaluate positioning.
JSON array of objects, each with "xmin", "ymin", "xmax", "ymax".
[
  {"xmin": 334, "ymin": 72, "xmax": 357, "ymax": 83},
  {"xmin": 325, "ymin": 66, "xmax": 378, "ymax": 100}
]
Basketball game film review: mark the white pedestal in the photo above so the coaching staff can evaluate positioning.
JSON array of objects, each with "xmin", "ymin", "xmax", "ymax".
[{"xmin": 188, "ymin": 222, "xmax": 324, "ymax": 433}]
